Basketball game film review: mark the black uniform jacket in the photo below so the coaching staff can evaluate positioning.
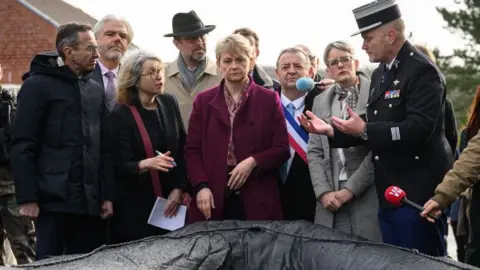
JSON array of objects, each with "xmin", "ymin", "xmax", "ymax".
[{"xmin": 330, "ymin": 41, "xmax": 453, "ymax": 208}]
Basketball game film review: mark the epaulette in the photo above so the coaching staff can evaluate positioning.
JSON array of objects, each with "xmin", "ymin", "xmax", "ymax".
[{"xmin": 408, "ymin": 51, "xmax": 430, "ymax": 65}]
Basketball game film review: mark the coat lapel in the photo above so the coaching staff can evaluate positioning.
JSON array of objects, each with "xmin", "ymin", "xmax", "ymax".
[
  {"xmin": 91, "ymin": 63, "xmax": 104, "ymax": 87},
  {"xmin": 355, "ymin": 71, "xmax": 371, "ymax": 116},
  {"xmin": 209, "ymin": 81, "xmax": 230, "ymax": 127},
  {"xmin": 370, "ymin": 41, "xmax": 412, "ymax": 104},
  {"xmin": 370, "ymin": 63, "xmax": 390, "ymax": 103},
  {"xmin": 155, "ymin": 96, "xmax": 176, "ymax": 152}
]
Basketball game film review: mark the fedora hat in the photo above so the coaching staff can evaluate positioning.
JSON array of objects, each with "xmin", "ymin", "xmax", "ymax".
[{"xmin": 164, "ymin": 10, "xmax": 215, "ymax": 38}]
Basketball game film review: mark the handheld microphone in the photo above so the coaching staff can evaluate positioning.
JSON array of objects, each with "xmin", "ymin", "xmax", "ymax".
[
  {"xmin": 384, "ymin": 186, "xmax": 438, "ymax": 220},
  {"xmin": 296, "ymin": 77, "xmax": 325, "ymax": 92}
]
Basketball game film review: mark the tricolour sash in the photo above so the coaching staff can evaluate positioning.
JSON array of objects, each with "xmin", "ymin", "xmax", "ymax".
[{"xmin": 282, "ymin": 104, "xmax": 309, "ymax": 164}]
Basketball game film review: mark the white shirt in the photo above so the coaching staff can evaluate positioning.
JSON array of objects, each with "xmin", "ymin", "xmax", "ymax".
[
  {"xmin": 386, "ymin": 57, "xmax": 397, "ymax": 70},
  {"xmin": 335, "ymin": 91, "xmax": 353, "ymax": 181},
  {"xmin": 98, "ymin": 61, "xmax": 119, "ymax": 91},
  {"xmin": 280, "ymin": 92, "xmax": 306, "ymax": 173}
]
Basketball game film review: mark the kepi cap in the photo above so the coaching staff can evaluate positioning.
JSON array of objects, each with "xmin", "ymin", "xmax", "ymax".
[{"xmin": 351, "ymin": 0, "xmax": 402, "ymax": 36}]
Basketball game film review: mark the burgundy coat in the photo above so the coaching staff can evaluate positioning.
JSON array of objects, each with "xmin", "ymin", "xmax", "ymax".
[{"xmin": 185, "ymin": 79, "xmax": 290, "ymax": 222}]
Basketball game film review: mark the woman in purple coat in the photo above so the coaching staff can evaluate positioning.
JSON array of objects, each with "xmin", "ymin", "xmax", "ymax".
[{"xmin": 185, "ymin": 34, "xmax": 289, "ymax": 222}]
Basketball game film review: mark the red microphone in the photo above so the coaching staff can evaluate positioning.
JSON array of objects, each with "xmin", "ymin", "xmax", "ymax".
[{"xmin": 384, "ymin": 186, "xmax": 438, "ymax": 220}]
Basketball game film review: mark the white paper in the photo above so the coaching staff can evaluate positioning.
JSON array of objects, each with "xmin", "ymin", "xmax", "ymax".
[{"xmin": 147, "ymin": 197, "xmax": 187, "ymax": 231}]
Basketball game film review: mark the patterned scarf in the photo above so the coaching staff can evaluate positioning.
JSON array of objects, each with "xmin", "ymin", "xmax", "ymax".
[{"xmin": 335, "ymin": 76, "xmax": 360, "ymax": 111}]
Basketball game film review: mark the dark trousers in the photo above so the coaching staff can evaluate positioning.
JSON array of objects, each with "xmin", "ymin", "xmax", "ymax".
[
  {"xmin": 378, "ymin": 206, "xmax": 447, "ymax": 256},
  {"xmin": 450, "ymin": 221, "xmax": 467, "ymax": 262},
  {"xmin": 222, "ymin": 166, "xmax": 246, "ymax": 220},
  {"xmin": 35, "ymin": 212, "xmax": 105, "ymax": 261}
]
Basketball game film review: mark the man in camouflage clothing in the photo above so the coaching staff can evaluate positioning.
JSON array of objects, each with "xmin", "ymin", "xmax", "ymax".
[{"xmin": 0, "ymin": 64, "xmax": 35, "ymax": 265}]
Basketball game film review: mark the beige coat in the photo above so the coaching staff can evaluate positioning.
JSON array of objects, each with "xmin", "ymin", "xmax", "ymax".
[
  {"xmin": 432, "ymin": 131, "xmax": 480, "ymax": 208},
  {"xmin": 164, "ymin": 57, "xmax": 223, "ymax": 129},
  {"xmin": 307, "ymin": 72, "xmax": 382, "ymax": 242}
]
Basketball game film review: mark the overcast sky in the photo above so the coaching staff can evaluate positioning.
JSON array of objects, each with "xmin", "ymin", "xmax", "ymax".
[{"xmin": 66, "ymin": 0, "xmax": 465, "ymax": 68}]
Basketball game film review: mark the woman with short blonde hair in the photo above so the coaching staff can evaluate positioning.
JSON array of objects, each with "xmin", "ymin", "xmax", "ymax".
[{"xmin": 185, "ymin": 34, "xmax": 290, "ymax": 222}]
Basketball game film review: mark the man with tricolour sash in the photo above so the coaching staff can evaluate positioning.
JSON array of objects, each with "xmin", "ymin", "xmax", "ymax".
[{"xmin": 274, "ymin": 47, "xmax": 326, "ymax": 222}]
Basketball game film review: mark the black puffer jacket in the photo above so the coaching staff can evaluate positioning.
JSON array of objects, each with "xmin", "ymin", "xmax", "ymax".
[{"xmin": 11, "ymin": 52, "xmax": 114, "ymax": 216}]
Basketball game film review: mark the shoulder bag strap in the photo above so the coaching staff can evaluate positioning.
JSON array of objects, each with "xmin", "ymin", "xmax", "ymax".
[{"xmin": 127, "ymin": 105, "xmax": 163, "ymax": 198}]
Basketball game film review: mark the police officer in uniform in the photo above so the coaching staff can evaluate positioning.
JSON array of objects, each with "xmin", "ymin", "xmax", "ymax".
[
  {"xmin": 0, "ymin": 66, "xmax": 36, "ymax": 265},
  {"xmin": 299, "ymin": 0, "xmax": 451, "ymax": 256}
]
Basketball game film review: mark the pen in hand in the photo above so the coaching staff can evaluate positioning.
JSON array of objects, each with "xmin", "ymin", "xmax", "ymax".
[{"xmin": 156, "ymin": 150, "xmax": 177, "ymax": 167}]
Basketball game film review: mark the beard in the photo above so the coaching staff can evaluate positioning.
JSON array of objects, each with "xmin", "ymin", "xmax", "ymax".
[{"xmin": 99, "ymin": 44, "xmax": 124, "ymax": 62}]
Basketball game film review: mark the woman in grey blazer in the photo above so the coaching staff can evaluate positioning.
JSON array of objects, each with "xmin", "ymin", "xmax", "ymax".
[{"xmin": 307, "ymin": 41, "xmax": 381, "ymax": 242}]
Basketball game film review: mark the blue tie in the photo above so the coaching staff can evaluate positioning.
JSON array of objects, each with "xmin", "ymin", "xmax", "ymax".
[
  {"xmin": 280, "ymin": 103, "xmax": 295, "ymax": 184},
  {"xmin": 286, "ymin": 103, "xmax": 295, "ymax": 117}
]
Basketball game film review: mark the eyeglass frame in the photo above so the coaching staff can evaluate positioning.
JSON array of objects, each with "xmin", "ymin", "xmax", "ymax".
[
  {"xmin": 71, "ymin": 44, "xmax": 99, "ymax": 54},
  {"xmin": 140, "ymin": 69, "xmax": 165, "ymax": 81},
  {"xmin": 326, "ymin": 55, "xmax": 355, "ymax": 68}
]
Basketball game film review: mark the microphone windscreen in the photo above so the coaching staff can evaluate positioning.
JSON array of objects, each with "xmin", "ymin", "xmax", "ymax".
[
  {"xmin": 296, "ymin": 77, "xmax": 315, "ymax": 92},
  {"xmin": 384, "ymin": 186, "xmax": 406, "ymax": 206}
]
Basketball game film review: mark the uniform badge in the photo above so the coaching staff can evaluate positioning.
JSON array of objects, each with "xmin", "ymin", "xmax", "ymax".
[
  {"xmin": 384, "ymin": 89, "xmax": 401, "ymax": 99},
  {"xmin": 393, "ymin": 79, "xmax": 400, "ymax": 86}
]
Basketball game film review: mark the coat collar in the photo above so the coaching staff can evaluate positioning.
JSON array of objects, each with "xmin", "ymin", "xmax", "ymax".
[
  {"xmin": 150, "ymin": 95, "xmax": 175, "ymax": 151},
  {"xmin": 252, "ymin": 64, "xmax": 274, "ymax": 88},
  {"xmin": 318, "ymin": 71, "xmax": 371, "ymax": 122},
  {"xmin": 370, "ymin": 40, "xmax": 413, "ymax": 103},
  {"xmin": 209, "ymin": 76, "xmax": 255, "ymax": 126}
]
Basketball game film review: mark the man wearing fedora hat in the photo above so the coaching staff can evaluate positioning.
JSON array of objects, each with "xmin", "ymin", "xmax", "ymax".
[
  {"xmin": 298, "ymin": 0, "xmax": 450, "ymax": 257},
  {"xmin": 163, "ymin": 10, "xmax": 222, "ymax": 129}
]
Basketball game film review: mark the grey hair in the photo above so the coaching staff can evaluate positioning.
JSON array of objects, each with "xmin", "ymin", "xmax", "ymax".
[
  {"xmin": 275, "ymin": 47, "xmax": 311, "ymax": 68},
  {"xmin": 323, "ymin": 41, "xmax": 356, "ymax": 65},
  {"xmin": 116, "ymin": 49, "xmax": 163, "ymax": 104},
  {"xmin": 93, "ymin": 14, "xmax": 134, "ymax": 44}
]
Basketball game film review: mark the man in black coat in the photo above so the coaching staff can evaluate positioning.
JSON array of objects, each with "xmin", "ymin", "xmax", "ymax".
[
  {"xmin": 299, "ymin": 0, "xmax": 451, "ymax": 257},
  {"xmin": 10, "ymin": 23, "xmax": 115, "ymax": 260}
]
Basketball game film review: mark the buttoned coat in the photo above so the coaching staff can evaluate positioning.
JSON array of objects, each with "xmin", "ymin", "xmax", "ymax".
[
  {"xmin": 308, "ymin": 72, "xmax": 381, "ymax": 242},
  {"xmin": 185, "ymin": 79, "xmax": 290, "ymax": 222},
  {"xmin": 330, "ymin": 41, "xmax": 453, "ymax": 209}
]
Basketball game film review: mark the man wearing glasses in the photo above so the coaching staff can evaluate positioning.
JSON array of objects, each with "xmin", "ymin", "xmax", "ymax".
[
  {"xmin": 307, "ymin": 41, "xmax": 381, "ymax": 242},
  {"xmin": 164, "ymin": 11, "xmax": 222, "ymax": 129},
  {"xmin": 11, "ymin": 23, "xmax": 115, "ymax": 260}
]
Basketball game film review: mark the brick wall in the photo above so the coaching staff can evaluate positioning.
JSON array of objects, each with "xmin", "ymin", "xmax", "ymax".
[{"xmin": 0, "ymin": 0, "xmax": 56, "ymax": 85}]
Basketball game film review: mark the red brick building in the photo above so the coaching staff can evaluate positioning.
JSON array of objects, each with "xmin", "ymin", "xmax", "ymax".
[{"xmin": 0, "ymin": 0, "xmax": 97, "ymax": 86}]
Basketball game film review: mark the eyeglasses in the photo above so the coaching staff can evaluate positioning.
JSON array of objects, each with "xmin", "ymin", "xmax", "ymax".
[
  {"xmin": 327, "ymin": 55, "xmax": 354, "ymax": 68},
  {"xmin": 141, "ymin": 69, "xmax": 164, "ymax": 80},
  {"xmin": 74, "ymin": 44, "xmax": 99, "ymax": 54}
]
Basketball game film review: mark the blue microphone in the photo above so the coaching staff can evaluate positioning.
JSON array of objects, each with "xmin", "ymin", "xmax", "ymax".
[{"xmin": 296, "ymin": 77, "xmax": 316, "ymax": 92}]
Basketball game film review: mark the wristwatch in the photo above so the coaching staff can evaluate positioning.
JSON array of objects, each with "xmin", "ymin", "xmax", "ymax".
[{"xmin": 360, "ymin": 124, "xmax": 368, "ymax": 140}]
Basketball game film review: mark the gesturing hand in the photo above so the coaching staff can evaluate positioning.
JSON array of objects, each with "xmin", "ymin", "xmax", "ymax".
[
  {"xmin": 331, "ymin": 107, "xmax": 365, "ymax": 136},
  {"xmin": 139, "ymin": 151, "xmax": 175, "ymax": 172},
  {"xmin": 298, "ymin": 111, "xmax": 334, "ymax": 137}
]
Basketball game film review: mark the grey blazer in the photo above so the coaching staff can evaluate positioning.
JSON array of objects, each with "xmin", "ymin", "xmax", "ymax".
[{"xmin": 307, "ymin": 71, "xmax": 382, "ymax": 242}]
